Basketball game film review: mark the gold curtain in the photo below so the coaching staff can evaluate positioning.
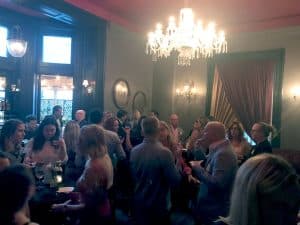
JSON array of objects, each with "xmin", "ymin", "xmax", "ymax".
[{"xmin": 210, "ymin": 67, "xmax": 237, "ymax": 128}]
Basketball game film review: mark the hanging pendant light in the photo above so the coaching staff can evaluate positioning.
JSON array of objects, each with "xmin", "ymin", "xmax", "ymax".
[{"xmin": 6, "ymin": 25, "xmax": 27, "ymax": 57}]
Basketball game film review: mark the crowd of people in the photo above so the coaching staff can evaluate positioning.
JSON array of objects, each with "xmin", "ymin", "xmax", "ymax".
[{"xmin": 0, "ymin": 105, "xmax": 299, "ymax": 225}]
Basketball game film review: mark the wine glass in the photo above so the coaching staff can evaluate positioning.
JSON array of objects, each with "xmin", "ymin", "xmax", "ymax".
[{"xmin": 34, "ymin": 164, "xmax": 44, "ymax": 184}]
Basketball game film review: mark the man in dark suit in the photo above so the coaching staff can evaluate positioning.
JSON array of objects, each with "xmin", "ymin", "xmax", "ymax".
[
  {"xmin": 52, "ymin": 105, "xmax": 63, "ymax": 131},
  {"xmin": 190, "ymin": 121, "xmax": 238, "ymax": 225},
  {"xmin": 75, "ymin": 109, "xmax": 88, "ymax": 128},
  {"xmin": 130, "ymin": 116, "xmax": 182, "ymax": 225},
  {"xmin": 249, "ymin": 122, "xmax": 273, "ymax": 157},
  {"xmin": 116, "ymin": 109, "xmax": 128, "ymax": 139}
]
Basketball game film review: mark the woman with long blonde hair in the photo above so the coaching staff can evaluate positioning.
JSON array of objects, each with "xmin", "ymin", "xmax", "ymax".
[
  {"xmin": 64, "ymin": 120, "xmax": 80, "ymax": 153},
  {"xmin": 53, "ymin": 125, "xmax": 114, "ymax": 225},
  {"xmin": 63, "ymin": 120, "xmax": 83, "ymax": 185},
  {"xmin": 227, "ymin": 121, "xmax": 250, "ymax": 165},
  {"xmin": 217, "ymin": 154, "xmax": 300, "ymax": 225},
  {"xmin": 159, "ymin": 121, "xmax": 177, "ymax": 155},
  {"xmin": 78, "ymin": 125, "xmax": 113, "ymax": 225}
]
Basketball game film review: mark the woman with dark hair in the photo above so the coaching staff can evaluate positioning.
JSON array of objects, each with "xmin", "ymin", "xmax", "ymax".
[
  {"xmin": 184, "ymin": 117, "xmax": 208, "ymax": 148},
  {"xmin": 103, "ymin": 117, "xmax": 119, "ymax": 133},
  {"xmin": 24, "ymin": 115, "xmax": 67, "ymax": 165},
  {"xmin": 0, "ymin": 119, "xmax": 25, "ymax": 164},
  {"xmin": 183, "ymin": 117, "xmax": 207, "ymax": 162},
  {"xmin": 0, "ymin": 165, "xmax": 37, "ymax": 225},
  {"xmin": 216, "ymin": 154, "xmax": 300, "ymax": 225},
  {"xmin": 250, "ymin": 122, "xmax": 274, "ymax": 157},
  {"xmin": 227, "ymin": 121, "xmax": 250, "ymax": 165}
]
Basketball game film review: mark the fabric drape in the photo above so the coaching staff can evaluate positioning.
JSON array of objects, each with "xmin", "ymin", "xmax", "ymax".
[
  {"xmin": 216, "ymin": 59, "xmax": 274, "ymax": 134},
  {"xmin": 210, "ymin": 68, "xmax": 237, "ymax": 128}
]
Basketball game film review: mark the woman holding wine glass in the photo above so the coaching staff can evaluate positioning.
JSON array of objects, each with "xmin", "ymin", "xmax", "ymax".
[
  {"xmin": 24, "ymin": 115, "xmax": 67, "ymax": 184},
  {"xmin": 52, "ymin": 125, "xmax": 114, "ymax": 225}
]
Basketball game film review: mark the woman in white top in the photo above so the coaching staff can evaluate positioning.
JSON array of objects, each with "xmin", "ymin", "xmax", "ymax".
[{"xmin": 24, "ymin": 115, "xmax": 67, "ymax": 165}]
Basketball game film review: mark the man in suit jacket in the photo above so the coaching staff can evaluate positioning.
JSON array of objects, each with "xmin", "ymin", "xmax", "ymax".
[
  {"xmin": 249, "ymin": 122, "xmax": 273, "ymax": 157},
  {"xmin": 190, "ymin": 121, "xmax": 238, "ymax": 225},
  {"xmin": 130, "ymin": 116, "xmax": 182, "ymax": 225},
  {"xmin": 75, "ymin": 109, "xmax": 89, "ymax": 128}
]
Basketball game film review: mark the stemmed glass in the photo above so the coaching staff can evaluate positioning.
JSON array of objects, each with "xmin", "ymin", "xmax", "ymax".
[{"xmin": 34, "ymin": 163, "xmax": 45, "ymax": 185}]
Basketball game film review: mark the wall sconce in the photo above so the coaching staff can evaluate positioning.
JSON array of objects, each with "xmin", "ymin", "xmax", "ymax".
[
  {"xmin": 11, "ymin": 80, "xmax": 21, "ymax": 92},
  {"xmin": 6, "ymin": 25, "xmax": 27, "ymax": 57},
  {"xmin": 11, "ymin": 84, "xmax": 20, "ymax": 92},
  {"xmin": 82, "ymin": 79, "xmax": 96, "ymax": 94},
  {"xmin": 291, "ymin": 86, "xmax": 300, "ymax": 100},
  {"xmin": 175, "ymin": 81, "xmax": 200, "ymax": 103}
]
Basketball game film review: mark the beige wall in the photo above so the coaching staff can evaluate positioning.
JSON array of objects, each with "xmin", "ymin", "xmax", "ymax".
[
  {"xmin": 104, "ymin": 23, "xmax": 153, "ymax": 116},
  {"xmin": 228, "ymin": 27, "xmax": 300, "ymax": 149},
  {"xmin": 151, "ymin": 57, "xmax": 207, "ymax": 134},
  {"xmin": 173, "ymin": 61, "xmax": 207, "ymax": 133}
]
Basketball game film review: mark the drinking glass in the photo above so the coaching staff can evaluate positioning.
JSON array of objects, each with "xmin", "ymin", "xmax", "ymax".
[{"xmin": 35, "ymin": 164, "xmax": 44, "ymax": 184}]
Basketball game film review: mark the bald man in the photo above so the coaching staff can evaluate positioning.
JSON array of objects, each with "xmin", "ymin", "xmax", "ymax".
[
  {"xmin": 169, "ymin": 113, "xmax": 183, "ymax": 144},
  {"xmin": 190, "ymin": 121, "xmax": 238, "ymax": 225},
  {"xmin": 75, "ymin": 109, "xmax": 88, "ymax": 128}
]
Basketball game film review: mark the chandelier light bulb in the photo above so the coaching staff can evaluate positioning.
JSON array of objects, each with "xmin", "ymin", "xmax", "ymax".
[
  {"xmin": 156, "ymin": 23, "xmax": 162, "ymax": 30},
  {"xmin": 146, "ymin": 7, "xmax": 227, "ymax": 66}
]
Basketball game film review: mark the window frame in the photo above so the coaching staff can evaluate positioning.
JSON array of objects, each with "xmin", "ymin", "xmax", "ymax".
[
  {"xmin": 0, "ymin": 25, "xmax": 8, "ymax": 58},
  {"xmin": 38, "ymin": 27, "xmax": 74, "ymax": 75},
  {"xmin": 42, "ymin": 35, "xmax": 72, "ymax": 65}
]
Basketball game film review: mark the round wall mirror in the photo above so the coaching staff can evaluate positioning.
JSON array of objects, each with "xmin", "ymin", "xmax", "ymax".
[
  {"xmin": 132, "ymin": 91, "xmax": 147, "ymax": 114},
  {"xmin": 112, "ymin": 79, "xmax": 130, "ymax": 109}
]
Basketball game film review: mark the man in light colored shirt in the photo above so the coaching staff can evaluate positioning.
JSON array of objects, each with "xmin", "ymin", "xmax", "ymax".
[{"xmin": 169, "ymin": 113, "xmax": 183, "ymax": 144}]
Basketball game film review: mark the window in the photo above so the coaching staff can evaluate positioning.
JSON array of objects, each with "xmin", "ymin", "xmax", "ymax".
[
  {"xmin": 42, "ymin": 36, "xmax": 72, "ymax": 64},
  {"xmin": 40, "ymin": 75, "xmax": 73, "ymax": 122},
  {"xmin": 0, "ymin": 26, "xmax": 8, "ymax": 57},
  {"xmin": 0, "ymin": 76, "xmax": 6, "ymax": 124}
]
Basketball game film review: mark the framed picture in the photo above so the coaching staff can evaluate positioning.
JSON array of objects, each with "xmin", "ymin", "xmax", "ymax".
[
  {"xmin": 132, "ymin": 91, "xmax": 147, "ymax": 113},
  {"xmin": 112, "ymin": 79, "xmax": 130, "ymax": 109}
]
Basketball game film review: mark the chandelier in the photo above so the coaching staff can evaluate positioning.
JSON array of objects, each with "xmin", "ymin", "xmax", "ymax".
[
  {"xmin": 146, "ymin": 8, "xmax": 227, "ymax": 66},
  {"xmin": 6, "ymin": 25, "xmax": 27, "ymax": 58}
]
